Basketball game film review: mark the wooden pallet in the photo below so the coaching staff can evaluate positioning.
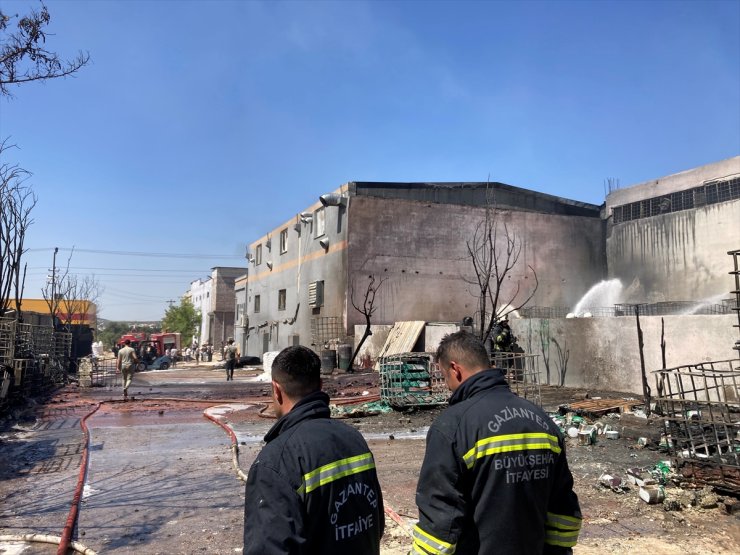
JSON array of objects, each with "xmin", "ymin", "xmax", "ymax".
[{"xmin": 562, "ymin": 398, "xmax": 641, "ymax": 416}]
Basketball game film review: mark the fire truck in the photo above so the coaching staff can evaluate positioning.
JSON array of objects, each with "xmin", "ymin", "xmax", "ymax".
[{"xmin": 116, "ymin": 332, "xmax": 181, "ymax": 366}]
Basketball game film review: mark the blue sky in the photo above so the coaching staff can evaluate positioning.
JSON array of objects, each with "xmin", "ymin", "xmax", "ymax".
[{"xmin": 1, "ymin": 0, "xmax": 738, "ymax": 321}]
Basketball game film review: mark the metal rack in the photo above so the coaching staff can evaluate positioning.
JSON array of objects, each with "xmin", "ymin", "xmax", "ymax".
[
  {"xmin": 730, "ymin": 249, "xmax": 740, "ymax": 356},
  {"xmin": 654, "ymin": 360, "xmax": 740, "ymax": 493},
  {"xmin": 379, "ymin": 352, "xmax": 448, "ymax": 408},
  {"xmin": 310, "ymin": 316, "xmax": 345, "ymax": 348},
  {"xmin": 491, "ymin": 352, "xmax": 542, "ymax": 406}
]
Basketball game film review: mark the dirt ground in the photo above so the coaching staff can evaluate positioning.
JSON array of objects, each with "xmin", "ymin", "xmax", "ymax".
[{"xmin": 1, "ymin": 362, "xmax": 739, "ymax": 554}]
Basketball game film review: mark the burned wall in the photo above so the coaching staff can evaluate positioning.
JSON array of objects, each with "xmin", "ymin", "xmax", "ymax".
[
  {"xmin": 346, "ymin": 196, "xmax": 605, "ymax": 330},
  {"xmin": 512, "ymin": 315, "xmax": 738, "ymax": 394},
  {"xmin": 606, "ymin": 200, "xmax": 740, "ymax": 302}
]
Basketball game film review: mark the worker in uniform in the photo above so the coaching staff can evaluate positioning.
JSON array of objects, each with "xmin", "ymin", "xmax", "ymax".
[
  {"xmin": 413, "ymin": 331, "xmax": 581, "ymax": 554},
  {"xmin": 116, "ymin": 339, "xmax": 138, "ymax": 401},
  {"xmin": 243, "ymin": 345, "xmax": 384, "ymax": 554},
  {"xmin": 493, "ymin": 318, "xmax": 515, "ymax": 352}
]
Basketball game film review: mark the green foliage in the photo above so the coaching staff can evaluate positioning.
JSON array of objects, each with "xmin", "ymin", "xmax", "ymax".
[
  {"xmin": 161, "ymin": 298, "xmax": 200, "ymax": 342},
  {"xmin": 98, "ymin": 321, "xmax": 133, "ymax": 348}
]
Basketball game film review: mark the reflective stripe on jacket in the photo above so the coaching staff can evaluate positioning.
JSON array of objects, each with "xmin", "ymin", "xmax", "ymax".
[
  {"xmin": 414, "ymin": 370, "xmax": 582, "ymax": 555},
  {"xmin": 244, "ymin": 391, "xmax": 384, "ymax": 555}
]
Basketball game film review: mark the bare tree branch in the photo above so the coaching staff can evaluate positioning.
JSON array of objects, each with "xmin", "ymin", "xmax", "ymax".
[
  {"xmin": 0, "ymin": 4, "xmax": 90, "ymax": 97},
  {"xmin": 0, "ymin": 140, "xmax": 36, "ymax": 318},
  {"xmin": 464, "ymin": 182, "xmax": 538, "ymax": 345},
  {"xmin": 348, "ymin": 274, "xmax": 387, "ymax": 370}
]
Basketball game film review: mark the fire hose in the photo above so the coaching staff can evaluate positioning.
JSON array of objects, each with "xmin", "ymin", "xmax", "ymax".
[{"xmin": 11, "ymin": 391, "xmax": 394, "ymax": 554}]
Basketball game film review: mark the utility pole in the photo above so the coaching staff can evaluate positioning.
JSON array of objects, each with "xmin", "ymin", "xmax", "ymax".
[
  {"xmin": 51, "ymin": 247, "xmax": 58, "ymax": 301},
  {"xmin": 48, "ymin": 247, "xmax": 59, "ymax": 327}
]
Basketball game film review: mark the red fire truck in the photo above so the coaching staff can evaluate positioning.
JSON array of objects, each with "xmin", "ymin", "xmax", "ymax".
[{"xmin": 116, "ymin": 332, "xmax": 181, "ymax": 363}]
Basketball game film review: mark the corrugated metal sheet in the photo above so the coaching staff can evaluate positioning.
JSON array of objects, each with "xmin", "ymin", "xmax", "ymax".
[{"xmin": 376, "ymin": 321, "xmax": 426, "ymax": 359}]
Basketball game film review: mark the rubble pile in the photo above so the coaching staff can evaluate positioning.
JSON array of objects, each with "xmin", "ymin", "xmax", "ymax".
[{"xmin": 551, "ymin": 397, "xmax": 740, "ymax": 515}]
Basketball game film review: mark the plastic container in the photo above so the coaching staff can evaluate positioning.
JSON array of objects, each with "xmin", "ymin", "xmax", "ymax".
[
  {"xmin": 337, "ymin": 344, "xmax": 353, "ymax": 371},
  {"xmin": 320, "ymin": 349, "xmax": 337, "ymax": 375}
]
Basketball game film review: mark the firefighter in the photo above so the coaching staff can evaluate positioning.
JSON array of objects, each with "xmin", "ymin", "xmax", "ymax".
[
  {"xmin": 493, "ymin": 318, "xmax": 515, "ymax": 352},
  {"xmin": 243, "ymin": 346, "xmax": 384, "ymax": 554},
  {"xmin": 413, "ymin": 331, "xmax": 581, "ymax": 554}
]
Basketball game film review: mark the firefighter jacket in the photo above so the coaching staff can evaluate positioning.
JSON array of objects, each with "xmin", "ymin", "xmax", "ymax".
[
  {"xmin": 243, "ymin": 391, "xmax": 384, "ymax": 555},
  {"xmin": 414, "ymin": 370, "xmax": 582, "ymax": 555}
]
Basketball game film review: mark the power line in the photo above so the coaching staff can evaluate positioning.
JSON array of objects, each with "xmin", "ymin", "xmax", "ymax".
[
  {"xmin": 27, "ymin": 266, "xmax": 207, "ymax": 273},
  {"xmin": 27, "ymin": 247, "xmax": 244, "ymax": 259}
]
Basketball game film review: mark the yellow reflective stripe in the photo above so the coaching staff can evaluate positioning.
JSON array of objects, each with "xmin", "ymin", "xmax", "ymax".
[
  {"xmin": 546, "ymin": 511, "xmax": 582, "ymax": 530},
  {"xmin": 297, "ymin": 452, "xmax": 375, "ymax": 495},
  {"xmin": 544, "ymin": 528, "xmax": 580, "ymax": 547},
  {"xmin": 462, "ymin": 432, "xmax": 561, "ymax": 468},
  {"xmin": 412, "ymin": 524, "xmax": 456, "ymax": 554}
]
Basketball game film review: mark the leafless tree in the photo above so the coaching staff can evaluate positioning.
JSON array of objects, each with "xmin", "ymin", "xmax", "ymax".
[
  {"xmin": 0, "ymin": 140, "xmax": 36, "ymax": 318},
  {"xmin": 0, "ymin": 3, "xmax": 90, "ymax": 97},
  {"xmin": 539, "ymin": 319, "xmax": 552, "ymax": 385},
  {"xmin": 348, "ymin": 274, "xmax": 387, "ymax": 371},
  {"xmin": 57, "ymin": 274, "xmax": 103, "ymax": 329},
  {"xmin": 552, "ymin": 337, "xmax": 570, "ymax": 386},
  {"xmin": 465, "ymin": 185, "xmax": 538, "ymax": 345},
  {"xmin": 42, "ymin": 248, "xmax": 102, "ymax": 330}
]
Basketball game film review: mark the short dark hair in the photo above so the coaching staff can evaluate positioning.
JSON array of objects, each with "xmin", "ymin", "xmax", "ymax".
[
  {"xmin": 272, "ymin": 346, "xmax": 321, "ymax": 398},
  {"xmin": 124, "ymin": 339, "xmax": 131, "ymax": 346},
  {"xmin": 436, "ymin": 331, "xmax": 490, "ymax": 371}
]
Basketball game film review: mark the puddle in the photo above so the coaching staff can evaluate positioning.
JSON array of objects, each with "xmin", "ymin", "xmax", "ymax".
[{"xmin": 204, "ymin": 404, "xmax": 254, "ymax": 418}]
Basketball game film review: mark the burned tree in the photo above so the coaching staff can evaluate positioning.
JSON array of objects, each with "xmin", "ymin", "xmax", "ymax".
[
  {"xmin": 348, "ymin": 274, "xmax": 387, "ymax": 371},
  {"xmin": 0, "ymin": 4, "xmax": 90, "ymax": 97},
  {"xmin": 465, "ymin": 185, "xmax": 538, "ymax": 345},
  {"xmin": 0, "ymin": 141, "xmax": 36, "ymax": 318}
]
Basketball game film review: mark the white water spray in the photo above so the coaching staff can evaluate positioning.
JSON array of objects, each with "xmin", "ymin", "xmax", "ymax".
[
  {"xmin": 572, "ymin": 279, "xmax": 624, "ymax": 316},
  {"xmin": 678, "ymin": 293, "xmax": 728, "ymax": 315}
]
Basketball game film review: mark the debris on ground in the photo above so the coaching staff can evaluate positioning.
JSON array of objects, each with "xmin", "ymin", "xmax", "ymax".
[{"xmin": 330, "ymin": 400, "xmax": 393, "ymax": 418}]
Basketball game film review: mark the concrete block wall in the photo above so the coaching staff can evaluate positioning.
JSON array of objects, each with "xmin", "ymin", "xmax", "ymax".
[
  {"xmin": 511, "ymin": 315, "xmax": 738, "ymax": 395},
  {"xmin": 347, "ymin": 196, "xmax": 605, "ymax": 330}
]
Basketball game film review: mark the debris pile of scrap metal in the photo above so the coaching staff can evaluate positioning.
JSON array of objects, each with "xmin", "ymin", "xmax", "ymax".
[
  {"xmin": 653, "ymin": 360, "xmax": 740, "ymax": 494},
  {"xmin": 552, "ymin": 399, "xmax": 739, "ymax": 512}
]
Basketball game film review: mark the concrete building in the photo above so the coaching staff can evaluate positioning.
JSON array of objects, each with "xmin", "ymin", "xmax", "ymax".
[
  {"xmin": 185, "ymin": 277, "xmax": 212, "ymax": 344},
  {"xmin": 605, "ymin": 156, "xmax": 740, "ymax": 303},
  {"xmin": 185, "ymin": 267, "xmax": 247, "ymax": 348},
  {"xmin": 242, "ymin": 182, "xmax": 604, "ymax": 356},
  {"xmin": 234, "ymin": 273, "xmax": 248, "ymax": 356},
  {"xmin": 241, "ymin": 157, "xmax": 739, "ymax": 396}
]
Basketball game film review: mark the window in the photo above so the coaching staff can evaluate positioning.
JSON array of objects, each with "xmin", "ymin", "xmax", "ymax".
[
  {"xmin": 254, "ymin": 295, "xmax": 261, "ymax": 313},
  {"xmin": 314, "ymin": 207, "xmax": 326, "ymax": 237},
  {"xmin": 255, "ymin": 244, "xmax": 263, "ymax": 265},
  {"xmin": 280, "ymin": 228, "xmax": 288, "ymax": 254},
  {"xmin": 278, "ymin": 289, "xmax": 287, "ymax": 311},
  {"xmin": 308, "ymin": 280, "xmax": 324, "ymax": 307}
]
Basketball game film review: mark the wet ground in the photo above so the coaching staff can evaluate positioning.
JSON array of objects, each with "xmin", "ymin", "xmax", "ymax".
[{"xmin": 1, "ymin": 362, "xmax": 738, "ymax": 554}]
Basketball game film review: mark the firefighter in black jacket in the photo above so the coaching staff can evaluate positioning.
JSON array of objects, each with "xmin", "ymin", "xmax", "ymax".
[
  {"xmin": 413, "ymin": 331, "xmax": 581, "ymax": 554},
  {"xmin": 243, "ymin": 345, "xmax": 384, "ymax": 554}
]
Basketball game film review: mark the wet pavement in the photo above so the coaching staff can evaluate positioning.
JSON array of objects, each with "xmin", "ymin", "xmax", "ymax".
[{"xmin": 2, "ymin": 364, "xmax": 739, "ymax": 554}]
